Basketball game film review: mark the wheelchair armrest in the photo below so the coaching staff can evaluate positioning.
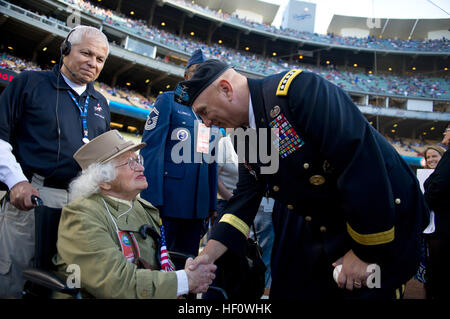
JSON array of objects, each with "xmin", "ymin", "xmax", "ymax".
[
  {"xmin": 22, "ymin": 268, "xmax": 79, "ymax": 297},
  {"xmin": 168, "ymin": 251, "xmax": 195, "ymax": 265}
]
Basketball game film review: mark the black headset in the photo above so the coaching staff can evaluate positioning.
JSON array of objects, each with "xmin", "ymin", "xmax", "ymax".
[{"xmin": 60, "ymin": 27, "xmax": 77, "ymax": 57}]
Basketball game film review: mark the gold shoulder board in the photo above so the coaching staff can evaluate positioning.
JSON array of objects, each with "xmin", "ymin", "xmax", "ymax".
[{"xmin": 276, "ymin": 69, "xmax": 303, "ymax": 96}]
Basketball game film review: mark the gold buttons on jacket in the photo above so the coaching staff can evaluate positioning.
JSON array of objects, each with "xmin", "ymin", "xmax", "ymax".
[
  {"xmin": 320, "ymin": 226, "xmax": 327, "ymax": 233},
  {"xmin": 303, "ymin": 163, "xmax": 310, "ymax": 169},
  {"xmin": 309, "ymin": 175, "xmax": 325, "ymax": 186},
  {"xmin": 305, "ymin": 216, "xmax": 312, "ymax": 222},
  {"xmin": 287, "ymin": 204, "xmax": 294, "ymax": 210},
  {"xmin": 395, "ymin": 198, "xmax": 401, "ymax": 205},
  {"xmin": 273, "ymin": 185, "xmax": 280, "ymax": 192}
]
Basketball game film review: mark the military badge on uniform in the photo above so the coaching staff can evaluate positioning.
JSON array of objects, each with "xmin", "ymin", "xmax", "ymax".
[
  {"xmin": 177, "ymin": 129, "xmax": 189, "ymax": 141},
  {"xmin": 270, "ymin": 105, "xmax": 281, "ymax": 118},
  {"xmin": 174, "ymin": 84, "xmax": 189, "ymax": 104},
  {"xmin": 309, "ymin": 175, "xmax": 326, "ymax": 186},
  {"xmin": 269, "ymin": 113, "xmax": 304, "ymax": 159},
  {"xmin": 117, "ymin": 231, "xmax": 140, "ymax": 262},
  {"xmin": 144, "ymin": 108, "xmax": 159, "ymax": 131}
]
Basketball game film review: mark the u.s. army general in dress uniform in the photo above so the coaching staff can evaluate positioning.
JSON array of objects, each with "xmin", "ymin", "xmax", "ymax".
[{"xmin": 173, "ymin": 60, "xmax": 428, "ymax": 299}]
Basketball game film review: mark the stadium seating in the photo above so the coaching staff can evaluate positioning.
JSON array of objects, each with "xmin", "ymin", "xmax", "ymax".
[
  {"xmin": 0, "ymin": 52, "xmax": 155, "ymax": 109},
  {"xmin": 62, "ymin": 0, "xmax": 449, "ymax": 53},
  {"xmin": 0, "ymin": 52, "xmax": 444, "ymax": 161},
  {"xmin": 10, "ymin": 0, "xmax": 450, "ymax": 100},
  {"xmin": 166, "ymin": 0, "xmax": 449, "ymax": 53}
]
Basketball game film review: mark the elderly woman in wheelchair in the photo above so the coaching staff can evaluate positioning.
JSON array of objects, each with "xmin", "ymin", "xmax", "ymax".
[{"xmin": 49, "ymin": 130, "xmax": 216, "ymax": 298}]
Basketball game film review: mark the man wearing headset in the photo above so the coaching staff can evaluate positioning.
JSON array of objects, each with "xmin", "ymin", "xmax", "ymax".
[{"xmin": 0, "ymin": 25, "xmax": 110, "ymax": 298}]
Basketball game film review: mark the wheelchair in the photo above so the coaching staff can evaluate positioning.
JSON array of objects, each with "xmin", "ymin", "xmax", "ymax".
[{"xmin": 22, "ymin": 196, "xmax": 227, "ymax": 299}]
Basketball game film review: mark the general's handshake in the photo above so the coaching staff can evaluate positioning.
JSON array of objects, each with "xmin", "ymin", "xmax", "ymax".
[{"xmin": 184, "ymin": 254, "xmax": 217, "ymax": 294}]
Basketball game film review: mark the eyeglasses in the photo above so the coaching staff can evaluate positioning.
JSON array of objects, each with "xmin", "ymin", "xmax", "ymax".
[{"xmin": 115, "ymin": 154, "xmax": 144, "ymax": 171}]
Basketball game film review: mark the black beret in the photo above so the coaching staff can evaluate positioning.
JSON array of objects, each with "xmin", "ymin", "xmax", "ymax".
[
  {"xmin": 174, "ymin": 59, "xmax": 231, "ymax": 106},
  {"xmin": 186, "ymin": 49, "xmax": 206, "ymax": 69}
]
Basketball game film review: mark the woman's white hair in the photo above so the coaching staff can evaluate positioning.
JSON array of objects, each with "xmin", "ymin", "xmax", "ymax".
[{"xmin": 69, "ymin": 161, "xmax": 117, "ymax": 202}]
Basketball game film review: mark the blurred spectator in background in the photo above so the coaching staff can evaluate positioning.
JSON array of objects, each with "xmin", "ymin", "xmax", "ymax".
[
  {"xmin": 0, "ymin": 26, "xmax": 110, "ymax": 298},
  {"xmin": 411, "ymin": 146, "xmax": 444, "ymax": 298},
  {"xmin": 215, "ymin": 128, "xmax": 239, "ymax": 223},
  {"xmin": 424, "ymin": 147, "xmax": 444, "ymax": 169},
  {"xmin": 424, "ymin": 123, "xmax": 450, "ymax": 299},
  {"xmin": 250, "ymin": 195, "xmax": 275, "ymax": 289}
]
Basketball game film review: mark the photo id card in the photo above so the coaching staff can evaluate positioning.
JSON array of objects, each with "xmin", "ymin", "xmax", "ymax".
[{"xmin": 196, "ymin": 122, "xmax": 210, "ymax": 154}]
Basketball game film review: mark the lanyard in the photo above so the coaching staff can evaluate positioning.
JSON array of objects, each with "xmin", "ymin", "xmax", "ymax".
[
  {"xmin": 68, "ymin": 91, "xmax": 90, "ymax": 143},
  {"xmin": 102, "ymin": 199, "xmax": 140, "ymax": 261},
  {"xmin": 191, "ymin": 107, "xmax": 200, "ymax": 121}
]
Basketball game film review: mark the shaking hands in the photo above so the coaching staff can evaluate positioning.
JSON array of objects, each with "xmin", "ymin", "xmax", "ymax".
[{"xmin": 184, "ymin": 255, "xmax": 216, "ymax": 294}]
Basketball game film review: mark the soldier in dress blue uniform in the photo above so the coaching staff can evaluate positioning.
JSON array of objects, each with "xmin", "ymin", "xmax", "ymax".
[
  {"xmin": 140, "ymin": 50, "xmax": 218, "ymax": 258},
  {"xmin": 173, "ymin": 60, "xmax": 428, "ymax": 299}
]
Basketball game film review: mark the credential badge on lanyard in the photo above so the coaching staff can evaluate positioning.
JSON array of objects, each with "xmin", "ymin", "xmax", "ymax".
[
  {"xmin": 197, "ymin": 122, "xmax": 210, "ymax": 154},
  {"xmin": 102, "ymin": 199, "xmax": 140, "ymax": 262},
  {"xmin": 68, "ymin": 91, "xmax": 90, "ymax": 143},
  {"xmin": 191, "ymin": 110, "xmax": 210, "ymax": 154}
]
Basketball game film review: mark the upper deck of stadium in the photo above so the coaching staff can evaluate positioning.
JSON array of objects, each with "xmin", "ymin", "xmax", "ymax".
[{"xmin": 0, "ymin": 0, "xmax": 448, "ymax": 147}]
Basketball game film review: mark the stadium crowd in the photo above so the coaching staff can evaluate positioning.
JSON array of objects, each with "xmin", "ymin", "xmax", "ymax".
[
  {"xmin": 1, "ymin": 51, "xmax": 445, "ymax": 158},
  {"xmin": 0, "ymin": 52, "xmax": 154, "ymax": 109},
  {"xmin": 166, "ymin": 0, "xmax": 449, "ymax": 53},
  {"xmin": 45, "ymin": 0, "xmax": 449, "ymax": 99},
  {"xmin": 3, "ymin": 0, "xmax": 450, "ymax": 100}
]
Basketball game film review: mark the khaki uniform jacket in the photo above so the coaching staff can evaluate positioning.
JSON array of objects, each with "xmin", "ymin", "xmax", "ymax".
[{"xmin": 53, "ymin": 193, "xmax": 178, "ymax": 299}]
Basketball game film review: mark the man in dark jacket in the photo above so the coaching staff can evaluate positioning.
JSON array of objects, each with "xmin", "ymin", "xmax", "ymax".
[
  {"xmin": 424, "ymin": 123, "xmax": 450, "ymax": 299},
  {"xmin": 173, "ymin": 59, "xmax": 428, "ymax": 299},
  {"xmin": 0, "ymin": 26, "xmax": 110, "ymax": 298}
]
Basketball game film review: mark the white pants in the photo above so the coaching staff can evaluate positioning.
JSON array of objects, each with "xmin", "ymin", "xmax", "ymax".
[{"xmin": 0, "ymin": 175, "xmax": 69, "ymax": 298}]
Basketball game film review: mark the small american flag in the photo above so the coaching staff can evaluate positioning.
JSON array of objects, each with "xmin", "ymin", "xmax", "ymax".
[{"xmin": 160, "ymin": 225, "xmax": 174, "ymax": 272}]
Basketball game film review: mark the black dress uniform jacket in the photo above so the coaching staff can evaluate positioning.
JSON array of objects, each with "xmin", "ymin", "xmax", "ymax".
[
  {"xmin": 210, "ymin": 69, "xmax": 428, "ymax": 298},
  {"xmin": 0, "ymin": 65, "xmax": 110, "ymax": 186}
]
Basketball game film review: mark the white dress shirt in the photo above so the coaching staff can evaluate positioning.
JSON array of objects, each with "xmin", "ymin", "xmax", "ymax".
[{"xmin": 248, "ymin": 94, "xmax": 256, "ymax": 129}]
